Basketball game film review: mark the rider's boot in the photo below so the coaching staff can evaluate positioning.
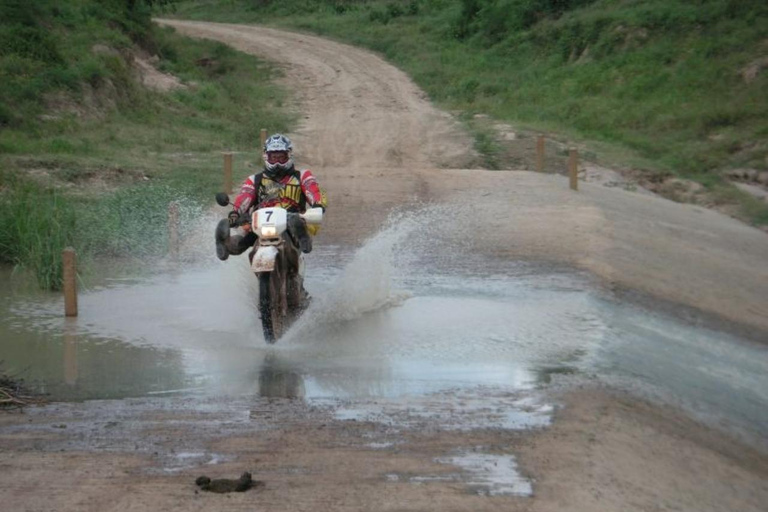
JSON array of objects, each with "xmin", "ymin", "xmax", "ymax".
[
  {"xmin": 215, "ymin": 219, "xmax": 230, "ymax": 261},
  {"xmin": 288, "ymin": 215, "xmax": 313, "ymax": 254},
  {"xmin": 215, "ymin": 219, "xmax": 250, "ymax": 261},
  {"xmin": 299, "ymin": 233, "xmax": 312, "ymax": 254}
]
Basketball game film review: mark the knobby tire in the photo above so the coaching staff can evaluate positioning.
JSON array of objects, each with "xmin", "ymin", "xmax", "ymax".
[{"xmin": 258, "ymin": 256, "xmax": 285, "ymax": 344}]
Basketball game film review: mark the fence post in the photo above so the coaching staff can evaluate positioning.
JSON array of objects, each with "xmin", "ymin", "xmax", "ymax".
[
  {"xmin": 63, "ymin": 247, "xmax": 78, "ymax": 317},
  {"xmin": 223, "ymin": 152, "xmax": 233, "ymax": 194},
  {"xmin": 569, "ymin": 148, "xmax": 579, "ymax": 191},
  {"xmin": 260, "ymin": 128, "xmax": 267, "ymax": 149},
  {"xmin": 168, "ymin": 202, "xmax": 180, "ymax": 260},
  {"xmin": 536, "ymin": 136, "xmax": 545, "ymax": 172}
]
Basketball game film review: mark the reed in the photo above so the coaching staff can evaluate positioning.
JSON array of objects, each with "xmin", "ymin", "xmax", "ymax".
[{"xmin": 0, "ymin": 173, "xmax": 75, "ymax": 290}]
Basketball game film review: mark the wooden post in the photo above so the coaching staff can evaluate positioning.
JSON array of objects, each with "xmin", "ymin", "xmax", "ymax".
[
  {"xmin": 568, "ymin": 148, "xmax": 579, "ymax": 191},
  {"xmin": 168, "ymin": 202, "xmax": 179, "ymax": 260},
  {"xmin": 223, "ymin": 152, "xmax": 233, "ymax": 194},
  {"xmin": 260, "ymin": 128, "xmax": 267, "ymax": 149},
  {"xmin": 536, "ymin": 136, "xmax": 545, "ymax": 172},
  {"xmin": 63, "ymin": 247, "xmax": 78, "ymax": 317}
]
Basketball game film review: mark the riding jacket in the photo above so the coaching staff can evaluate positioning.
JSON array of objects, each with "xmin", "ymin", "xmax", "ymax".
[
  {"xmin": 233, "ymin": 167, "xmax": 327, "ymax": 235},
  {"xmin": 234, "ymin": 168, "xmax": 326, "ymax": 213}
]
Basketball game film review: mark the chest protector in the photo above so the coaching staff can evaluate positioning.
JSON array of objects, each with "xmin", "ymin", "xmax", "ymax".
[{"xmin": 255, "ymin": 170, "xmax": 306, "ymax": 212}]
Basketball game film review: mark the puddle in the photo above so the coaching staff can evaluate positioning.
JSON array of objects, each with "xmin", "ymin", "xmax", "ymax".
[
  {"xmin": 327, "ymin": 388, "xmax": 553, "ymax": 431},
  {"xmin": 389, "ymin": 451, "xmax": 532, "ymax": 497},
  {"xmin": 1, "ymin": 206, "xmax": 767, "ymax": 444},
  {"xmin": 0, "ymin": 255, "xmax": 599, "ymax": 403},
  {"xmin": 436, "ymin": 453, "xmax": 532, "ymax": 496},
  {"xmin": 365, "ymin": 442, "xmax": 395, "ymax": 449},
  {"xmin": 160, "ymin": 451, "xmax": 233, "ymax": 474}
]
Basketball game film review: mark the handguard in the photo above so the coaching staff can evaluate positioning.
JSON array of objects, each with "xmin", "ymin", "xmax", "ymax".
[{"xmin": 301, "ymin": 207, "xmax": 323, "ymax": 225}]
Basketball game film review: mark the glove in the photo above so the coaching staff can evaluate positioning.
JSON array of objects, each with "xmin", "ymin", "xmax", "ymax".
[{"xmin": 228, "ymin": 210, "xmax": 240, "ymax": 227}]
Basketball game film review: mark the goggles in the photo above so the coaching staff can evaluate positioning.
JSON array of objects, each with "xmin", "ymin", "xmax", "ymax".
[{"xmin": 266, "ymin": 151, "xmax": 290, "ymax": 164}]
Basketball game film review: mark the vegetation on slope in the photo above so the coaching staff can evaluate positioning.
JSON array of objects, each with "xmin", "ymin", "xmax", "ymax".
[
  {"xmin": 167, "ymin": 0, "xmax": 768, "ymax": 224},
  {"xmin": 3, "ymin": 0, "xmax": 766, "ymax": 289},
  {"xmin": 0, "ymin": 0, "xmax": 293, "ymax": 289}
]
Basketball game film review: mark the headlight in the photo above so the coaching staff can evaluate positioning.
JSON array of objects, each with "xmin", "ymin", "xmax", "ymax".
[{"xmin": 260, "ymin": 226, "xmax": 277, "ymax": 237}]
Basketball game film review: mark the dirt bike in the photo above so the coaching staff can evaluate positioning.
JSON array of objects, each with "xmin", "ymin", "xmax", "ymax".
[{"xmin": 216, "ymin": 193, "xmax": 323, "ymax": 343}]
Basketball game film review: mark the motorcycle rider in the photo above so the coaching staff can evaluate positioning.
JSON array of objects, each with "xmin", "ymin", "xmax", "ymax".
[{"xmin": 215, "ymin": 133, "xmax": 327, "ymax": 261}]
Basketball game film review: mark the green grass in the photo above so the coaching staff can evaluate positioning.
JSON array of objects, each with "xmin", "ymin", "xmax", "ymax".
[
  {"xmin": 1, "ymin": 23, "xmax": 292, "ymax": 169},
  {"xmin": 166, "ymin": 0, "xmax": 768, "ymax": 224},
  {"xmin": 0, "ymin": 0, "xmax": 294, "ymax": 289},
  {"xmin": 0, "ymin": 171, "xmax": 76, "ymax": 290},
  {"xmin": 0, "ymin": 0, "xmax": 152, "ymax": 131}
]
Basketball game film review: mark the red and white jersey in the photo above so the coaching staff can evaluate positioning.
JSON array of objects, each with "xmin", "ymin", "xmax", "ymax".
[{"xmin": 233, "ymin": 168, "xmax": 327, "ymax": 215}]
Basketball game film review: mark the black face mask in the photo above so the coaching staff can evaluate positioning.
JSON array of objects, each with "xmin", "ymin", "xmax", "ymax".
[{"xmin": 264, "ymin": 162, "xmax": 294, "ymax": 180}]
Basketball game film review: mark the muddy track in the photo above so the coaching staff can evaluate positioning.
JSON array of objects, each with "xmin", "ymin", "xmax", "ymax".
[
  {"xmin": 158, "ymin": 20, "xmax": 475, "ymax": 171},
  {"xmin": 158, "ymin": 19, "xmax": 768, "ymax": 335}
]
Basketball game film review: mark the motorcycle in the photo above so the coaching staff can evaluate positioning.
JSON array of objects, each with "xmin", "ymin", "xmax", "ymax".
[{"xmin": 215, "ymin": 192, "xmax": 324, "ymax": 343}]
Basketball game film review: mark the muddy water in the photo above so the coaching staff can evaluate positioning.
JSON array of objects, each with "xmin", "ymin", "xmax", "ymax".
[
  {"xmin": 1, "ymin": 211, "xmax": 767, "ymax": 445},
  {"xmin": 0, "ymin": 256, "xmax": 590, "ymax": 401}
]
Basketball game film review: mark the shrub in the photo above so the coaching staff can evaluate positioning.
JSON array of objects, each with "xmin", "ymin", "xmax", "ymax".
[
  {"xmin": 0, "ymin": 26, "xmax": 63, "ymax": 63},
  {"xmin": 453, "ymin": 0, "xmax": 598, "ymax": 43}
]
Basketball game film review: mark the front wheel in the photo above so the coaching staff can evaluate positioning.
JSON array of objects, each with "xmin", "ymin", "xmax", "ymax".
[{"xmin": 258, "ymin": 257, "xmax": 286, "ymax": 344}]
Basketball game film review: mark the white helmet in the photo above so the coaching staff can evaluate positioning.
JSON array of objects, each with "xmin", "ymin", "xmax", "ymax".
[{"xmin": 263, "ymin": 133, "xmax": 294, "ymax": 178}]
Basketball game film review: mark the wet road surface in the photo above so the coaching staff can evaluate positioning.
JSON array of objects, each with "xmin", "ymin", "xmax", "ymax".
[{"xmin": 2, "ymin": 211, "xmax": 767, "ymax": 447}]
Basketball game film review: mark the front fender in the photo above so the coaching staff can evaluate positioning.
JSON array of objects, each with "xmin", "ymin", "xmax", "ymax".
[{"xmin": 251, "ymin": 246, "xmax": 279, "ymax": 273}]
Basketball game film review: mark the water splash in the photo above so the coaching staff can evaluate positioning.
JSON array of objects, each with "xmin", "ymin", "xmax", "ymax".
[{"xmin": 284, "ymin": 207, "xmax": 440, "ymax": 339}]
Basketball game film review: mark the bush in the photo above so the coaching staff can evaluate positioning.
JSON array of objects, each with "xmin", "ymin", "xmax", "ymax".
[
  {"xmin": 0, "ymin": 26, "xmax": 63, "ymax": 63},
  {"xmin": 453, "ymin": 0, "xmax": 597, "ymax": 43},
  {"xmin": 370, "ymin": 1, "xmax": 420, "ymax": 24},
  {"xmin": 0, "ymin": 102, "xmax": 14, "ymax": 127}
]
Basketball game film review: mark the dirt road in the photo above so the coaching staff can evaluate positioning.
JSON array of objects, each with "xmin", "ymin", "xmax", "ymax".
[
  {"xmin": 1, "ymin": 20, "xmax": 767, "ymax": 512},
  {"xmin": 157, "ymin": 20, "xmax": 768, "ymax": 335},
  {"xmin": 2, "ymin": 388, "xmax": 766, "ymax": 512}
]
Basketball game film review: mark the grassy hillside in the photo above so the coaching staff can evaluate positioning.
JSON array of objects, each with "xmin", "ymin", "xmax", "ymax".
[
  {"xmin": 0, "ymin": 0, "xmax": 293, "ymax": 289},
  {"xmin": 167, "ymin": 0, "xmax": 768, "ymax": 224},
  {"xmin": 3, "ymin": 0, "xmax": 766, "ymax": 287}
]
